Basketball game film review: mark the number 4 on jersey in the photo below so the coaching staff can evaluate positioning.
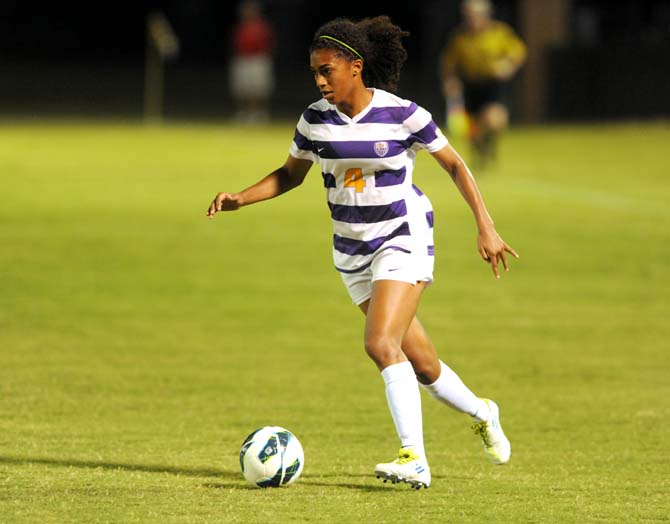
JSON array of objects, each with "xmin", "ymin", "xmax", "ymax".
[{"xmin": 344, "ymin": 168, "xmax": 366, "ymax": 193}]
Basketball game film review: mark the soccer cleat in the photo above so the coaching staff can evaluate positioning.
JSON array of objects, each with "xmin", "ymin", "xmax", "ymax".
[
  {"xmin": 374, "ymin": 447, "xmax": 431, "ymax": 489},
  {"xmin": 472, "ymin": 398, "xmax": 511, "ymax": 464}
]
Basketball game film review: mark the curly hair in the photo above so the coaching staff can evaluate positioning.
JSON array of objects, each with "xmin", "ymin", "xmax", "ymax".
[{"xmin": 309, "ymin": 16, "xmax": 409, "ymax": 93}]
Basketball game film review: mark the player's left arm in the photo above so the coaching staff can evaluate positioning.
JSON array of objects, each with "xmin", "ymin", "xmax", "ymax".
[{"xmin": 431, "ymin": 143, "xmax": 519, "ymax": 278}]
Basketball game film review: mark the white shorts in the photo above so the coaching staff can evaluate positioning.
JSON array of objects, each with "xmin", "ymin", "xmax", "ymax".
[
  {"xmin": 229, "ymin": 55, "xmax": 274, "ymax": 99},
  {"xmin": 340, "ymin": 248, "xmax": 434, "ymax": 306}
]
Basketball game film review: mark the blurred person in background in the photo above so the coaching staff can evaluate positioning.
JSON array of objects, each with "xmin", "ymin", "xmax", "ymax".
[
  {"xmin": 229, "ymin": 0, "xmax": 275, "ymax": 123},
  {"xmin": 440, "ymin": 0, "xmax": 526, "ymax": 169}
]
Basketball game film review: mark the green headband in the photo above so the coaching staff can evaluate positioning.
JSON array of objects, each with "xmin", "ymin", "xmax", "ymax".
[{"xmin": 318, "ymin": 35, "xmax": 364, "ymax": 61}]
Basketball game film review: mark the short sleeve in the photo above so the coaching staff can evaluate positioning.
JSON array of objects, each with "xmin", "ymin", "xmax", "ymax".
[{"xmin": 289, "ymin": 113, "xmax": 318, "ymax": 163}]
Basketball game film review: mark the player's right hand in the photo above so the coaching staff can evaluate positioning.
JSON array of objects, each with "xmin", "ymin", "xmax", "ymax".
[{"xmin": 207, "ymin": 192, "xmax": 243, "ymax": 218}]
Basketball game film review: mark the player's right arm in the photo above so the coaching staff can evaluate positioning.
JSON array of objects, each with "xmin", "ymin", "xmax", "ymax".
[
  {"xmin": 206, "ymin": 155, "xmax": 312, "ymax": 218},
  {"xmin": 490, "ymin": 23, "xmax": 527, "ymax": 81},
  {"xmin": 439, "ymin": 36, "xmax": 463, "ymax": 98}
]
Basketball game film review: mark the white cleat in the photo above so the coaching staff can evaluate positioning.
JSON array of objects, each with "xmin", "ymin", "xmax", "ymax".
[
  {"xmin": 472, "ymin": 398, "xmax": 511, "ymax": 464},
  {"xmin": 374, "ymin": 447, "xmax": 431, "ymax": 489}
]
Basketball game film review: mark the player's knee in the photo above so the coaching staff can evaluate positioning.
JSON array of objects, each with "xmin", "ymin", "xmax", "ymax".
[
  {"xmin": 364, "ymin": 333, "xmax": 403, "ymax": 367},
  {"xmin": 484, "ymin": 104, "xmax": 508, "ymax": 131},
  {"xmin": 410, "ymin": 359, "xmax": 441, "ymax": 385}
]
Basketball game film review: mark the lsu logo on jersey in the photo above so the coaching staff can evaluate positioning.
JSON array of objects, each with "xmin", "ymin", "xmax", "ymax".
[{"xmin": 374, "ymin": 141, "xmax": 389, "ymax": 157}]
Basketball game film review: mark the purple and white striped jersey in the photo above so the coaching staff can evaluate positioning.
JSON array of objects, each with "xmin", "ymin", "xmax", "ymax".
[{"xmin": 289, "ymin": 88, "xmax": 448, "ymax": 274}]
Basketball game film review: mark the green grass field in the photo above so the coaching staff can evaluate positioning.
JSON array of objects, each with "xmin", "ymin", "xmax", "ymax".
[{"xmin": 1, "ymin": 119, "xmax": 668, "ymax": 523}]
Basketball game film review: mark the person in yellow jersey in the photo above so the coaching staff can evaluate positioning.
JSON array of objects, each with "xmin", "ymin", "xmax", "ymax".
[{"xmin": 440, "ymin": 0, "xmax": 527, "ymax": 169}]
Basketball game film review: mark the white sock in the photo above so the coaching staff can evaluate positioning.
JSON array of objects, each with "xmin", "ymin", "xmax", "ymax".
[
  {"xmin": 421, "ymin": 360, "xmax": 490, "ymax": 421},
  {"xmin": 381, "ymin": 361, "xmax": 425, "ymax": 457}
]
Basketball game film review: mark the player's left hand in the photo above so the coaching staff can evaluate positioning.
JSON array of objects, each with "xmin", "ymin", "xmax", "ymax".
[
  {"xmin": 492, "ymin": 59, "xmax": 517, "ymax": 81},
  {"xmin": 477, "ymin": 229, "xmax": 519, "ymax": 279}
]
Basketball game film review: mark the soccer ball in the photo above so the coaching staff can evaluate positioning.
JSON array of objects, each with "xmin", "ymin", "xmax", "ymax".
[{"xmin": 239, "ymin": 426, "xmax": 304, "ymax": 487}]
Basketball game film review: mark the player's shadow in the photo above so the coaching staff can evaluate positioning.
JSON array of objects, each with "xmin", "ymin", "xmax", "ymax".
[
  {"xmin": 298, "ymin": 472, "xmax": 448, "ymax": 491},
  {"xmin": 1, "ymin": 456, "xmax": 440, "ymax": 492},
  {"xmin": 0, "ymin": 455, "xmax": 239, "ymax": 480},
  {"xmin": 203, "ymin": 472, "xmax": 431, "ymax": 492},
  {"xmin": 299, "ymin": 478, "xmax": 399, "ymax": 492},
  {"xmin": 203, "ymin": 476, "xmax": 393, "ymax": 492}
]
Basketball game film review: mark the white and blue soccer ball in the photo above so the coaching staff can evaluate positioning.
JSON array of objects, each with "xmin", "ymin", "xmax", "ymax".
[{"xmin": 239, "ymin": 426, "xmax": 304, "ymax": 488}]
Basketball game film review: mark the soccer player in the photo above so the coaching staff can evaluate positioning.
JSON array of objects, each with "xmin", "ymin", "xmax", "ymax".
[
  {"xmin": 440, "ymin": 0, "xmax": 527, "ymax": 169},
  {"xmin": 207, "ymin": 15, "xmax": 517, "ymax": 490}
]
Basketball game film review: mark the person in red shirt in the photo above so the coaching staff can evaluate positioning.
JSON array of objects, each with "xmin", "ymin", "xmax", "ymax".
[{"xmin": 230, "ymin": 0, "xmax": 275, "ymax": 123}]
